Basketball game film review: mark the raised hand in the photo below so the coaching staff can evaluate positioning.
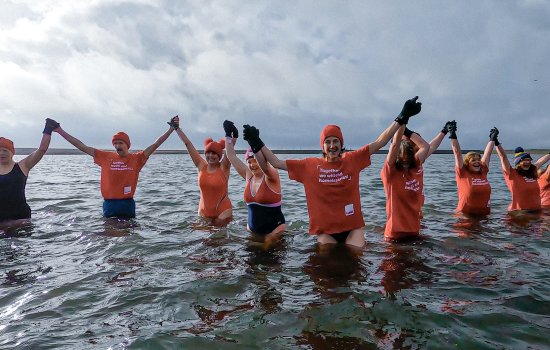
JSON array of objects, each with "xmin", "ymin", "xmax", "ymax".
[
  {"xmin": 43, "ymin": 118, "xmax": 60, "ymax": 135},
  {"xmin": 223, "ymin": 120, "xmax": 239, "ymax": 138},
  {"xmin": 395, "ymin": 96, "xmax": 422, "ymax": 125},
  {"xmin": 167, "ymin": 115, "xmax": 179, "ymax": 130},
  {"xmin": 489, "ymin": 127, "xmax": 499, "ymax": 146},
  {"xmin": 441, "ymin": 120, "xmax": 456, "ymax": 134},
  {"xmin": 243, "ymin": 124, "xmax": 264, "ymax": 153}
]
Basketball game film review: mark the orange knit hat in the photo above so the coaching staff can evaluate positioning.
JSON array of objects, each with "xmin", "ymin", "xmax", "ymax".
[
  {"xmin": 112, "ymin": 132, "xmax": 131, "ymax": 149},
  {"xmin": 0, "ymin": 137, "xmax": 15, "ymax": 154},
  {"xmin": 319, "ymin": 125, "xmax": 344, "ymax": 148},
  {"xmin": 204, "ymin": 138, "xmax": 226, "ymax": 157}
]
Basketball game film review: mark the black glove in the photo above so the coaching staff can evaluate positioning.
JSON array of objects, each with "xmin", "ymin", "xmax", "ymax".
[
  {"xmin": 243, "ymin": 124, "xmax": 265, "ymax": 153},
  {"xmin": 167, "ymin": 116, "xmax": 179, "ymax": 129},
  {"xmin": 395, "ymin": 96, "xmax": 422, "ymax": 125},
  {"xmin": 43, "ymin": 118, "xmax": 60, "ymax": 135},
  {"xmin": 441, "ymin": 120, "xmax": 456, "ymax": 135},
  {"xmin": 223, "ymin": 120, "xmax": 238, "ymax": 138},
  {"xmin": 404, "ymin": 127, "xmax": 414, "ymax": 138},
  {"xmin": 489, "ymin": 127, "xmax": 499, "ymax": 146},
  {"xmin": 449, "ymin": 130, "xmax": 457, "ymax": 139}
]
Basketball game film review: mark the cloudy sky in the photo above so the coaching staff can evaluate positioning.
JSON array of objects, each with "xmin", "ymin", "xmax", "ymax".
[{"xmin": 1, "ymin": 0, "xmax": 549, "ymax": 151}]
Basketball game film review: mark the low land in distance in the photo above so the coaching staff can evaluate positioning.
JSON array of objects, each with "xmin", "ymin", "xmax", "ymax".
[{"xmin": 13, "ymin": 148, "xmax": 549, "ymax": 155}]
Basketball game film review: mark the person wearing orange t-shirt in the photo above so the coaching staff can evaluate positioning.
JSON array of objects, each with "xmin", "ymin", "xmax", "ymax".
[
  {"xmin": 381, "ymin": 124, "xmax": 431, "ymax": 241},
  {"xmin": 448, "ymin": 123, "xmax": 496, "ymax": 216},
  {"xmin": 54, "ymin": 117, "xmax": 177, "ymax": 218},
  {"xmin": 539, "ymin": 164, "xmax": 550, "ymax": 208},
  {"xmin": 241, "ymin": 96, "xmax": 423, "ymax": 248},
  {"xmin": 495, "ymin": 140, "xmax": 550, "ymax": 212},
  {"xmin": 174, "ymin": 117, "xmax": 232, "ymax": 227}
]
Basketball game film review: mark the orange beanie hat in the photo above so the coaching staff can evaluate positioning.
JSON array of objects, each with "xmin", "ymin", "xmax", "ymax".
[
  {"xmin": 204, "ymin": 138, "xmax": 226, "ymax": 157},
  {"xmin": 319, "ymin": 125, "xmax": 344, "ymax": 148},
  {"xmin": 0, "ymin": 137, "xmax": 15, "ymax": 154},
  {"xmin": 112, "ymin": 132, "xmax": 131, "ymax": 149}
]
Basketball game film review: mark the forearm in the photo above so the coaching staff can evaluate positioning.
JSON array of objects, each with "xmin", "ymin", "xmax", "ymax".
[
  {"xmin": 496, "ymin": 144, "xmax": 510, "ymax": 171},
  {"xmin": 38, "ymin": 133, "xmax": 51, "ymax": 153},
  {"xmin": 56, "ymin": 128, "xmax": 94, "ymax": 155},
  {"xmin": 386, "ymin": 124, "xmax": 404, "ymax": 163},
  {"xmin": 369, "ymin": 121, "xmax": 401, "ymax": 154},
  {"xmin": 144, "ymin": 128, "xmax": 173, "ymax": 157},
  {"xmin": 176, "ymin": 129, "xmax": 203, "ymax": 167},
  {"xmin": 411, "ymin": 133, "xmax": 430, "ymax": 163},
  {"xmin": 225, "ymin": 137, "xmax": 247, "ymax": 178},
  {"xmin": 427, "ymin": 132, "xmax": 445, "ymax": 158},
  {"xmin": 254, "ymin": 146, "xmax": 271, "ymax": 175},
  {"xmin": 481, "ymin": 141, "xmax": 495, "ymax": 165},
  {"xmin": 260, "ymin": 146, "xmax": 287, "ymax": 171},
  {"xmin": 535, "ymin": 153, "xmax": 550, "ymax": 169},
  {"xmin": 21, "ymin": 133, "xmax": 51, "ymax": 172},
  {"xmin": 451, "ymin": 138, "xmax": 462, "ymax": 168}
]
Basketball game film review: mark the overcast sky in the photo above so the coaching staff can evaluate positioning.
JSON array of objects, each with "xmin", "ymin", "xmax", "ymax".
[{"xmin": 1, "ymin": 0, "xmax": 549, "ymax": 151}]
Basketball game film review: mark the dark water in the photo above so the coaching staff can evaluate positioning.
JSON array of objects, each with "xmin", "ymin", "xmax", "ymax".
[{"xmin": 1, "ymin": 154, "xmax": 549, "ymax": 349}]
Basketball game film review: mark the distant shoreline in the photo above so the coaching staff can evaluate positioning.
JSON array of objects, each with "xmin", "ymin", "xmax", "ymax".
[{"xmin": 13, "ymin": 148, "xmax": 549, "ymax": 155}]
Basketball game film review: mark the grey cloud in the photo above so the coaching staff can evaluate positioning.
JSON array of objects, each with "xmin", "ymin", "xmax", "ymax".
[{"xmin": 0, "ymin": 1, "xmax": 549, "ymax": 150}]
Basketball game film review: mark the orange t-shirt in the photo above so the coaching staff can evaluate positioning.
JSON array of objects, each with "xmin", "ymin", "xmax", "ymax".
[
  {"xmin": 538, "ymin": 174, "xmax": 550, "ymax": 208},
  {"xmin": 381, "ymin": 159, "xmax": 424, "ymax": 239},
  {"xmin": 455, "ymin": 164, "xmax": 491, "ymax": 215},
  {"xmin": 93, "ymin": 150, "xmax": 148, "ymax": 199},
  {"xmin": 503, "ymin": 168, "xmax": 541, "ymax": 211},
  {"xmin": 286, "ymin": 145, "xmax": 371, "ymax": 235},
  {"xmin": 198, "ymin": 166, "xmax": 232, "ymax": 218}
]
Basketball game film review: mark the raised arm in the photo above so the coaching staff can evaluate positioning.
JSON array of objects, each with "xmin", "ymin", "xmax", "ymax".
[
  {"xmin": 225, "ymin": 137, "xmax": 247, "ymax": 179},
  {"xmin": 496, "ymin": 143, "xmax": 510, "ymax": 173},
  {"xmin": 386, "ymin": 124, "xmax": 405, "ymax": 164},
  {"xmin": 259, "ymin": 145, "xmax": 288, "ymax": 171},
  {"xmin": 223, "ymin": 120, "xmax": 247, "ymax": 179},
  {"xmin": 55, "ymin": 122, "xmax": 96, "ymax": 157},
  {"xmin": 19, "ymin": 118, "xmax": 57, "ymax": 175},
  {"xmin": 142, "ymin": 116, "xmax": 177, "ymax": 158},
  {"xmin": 451, "ymin": 139, "xmax": 463, "ymax": 170},
  {"xmin": 368, "ymin": 121, "xmax": 401, "ymax": 155},
  {"xmin": 481, "ymin": 127, "xmax": 499, "ymax": 166},
  {"xmin": 174, "ymin": 118, "xmax": 206, "ymax": 169},
  {"xmin": 368, "ymin": 96, "xmax": 422, "ymax": 154},
  {"xmin": 410, "ymin": 131, "xmax": 430, "ymax": 164},
  {"xmin": 427, "ymin": 120, "xmax": 454, "ymax": 158},
  {"xmin": 242, "ymin": 124, "xmax": 288, "ymax": 171},
  {"xmin": 535, "ymin": 153, "xmax": 550, "ymax": 170}
]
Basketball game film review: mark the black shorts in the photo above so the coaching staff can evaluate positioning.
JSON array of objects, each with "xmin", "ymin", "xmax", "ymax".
[{"xmin": 329, "ymin": 231, "xmax": 351, "ymax": 244}]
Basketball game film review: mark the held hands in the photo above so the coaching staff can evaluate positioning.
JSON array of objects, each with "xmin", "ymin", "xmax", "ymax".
[
  {"xmin": 489, "ymin": 127, "xmax": 500, "ymax": 146},
  {"xmin": 43, "ymin": 118, "xmax": 60, "ymax": 135},
  {"xmin": 441, "ymin": 120, "xmax": 456, "ymax": 135},
  {"xmin": 445, "ymin": 120, "xmax": 457, "ymax": 139},
  {"xmin": 223, "ymin": 120, "xmax": 239, "ymax": 138},
  {"xmin": 243, "ymin": 124, "xmax": 265, "ymax": 153},
  {"xmin": 167, "ymin": 115, "xmax": 179, "ymax": 130},
  {"xmin": 395, "ymin": 96, "xmax": 422, "ymax": 125}
]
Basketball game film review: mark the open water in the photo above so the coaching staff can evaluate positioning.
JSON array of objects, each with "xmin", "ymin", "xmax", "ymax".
[{"xmin": 1, "ymin": 153, "xmax": 549, "ymax": 350}]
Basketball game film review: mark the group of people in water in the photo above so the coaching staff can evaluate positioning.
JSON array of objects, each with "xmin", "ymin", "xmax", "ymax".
[{"xmin": 1, "ymin": 97, "xmax": 549, "ymax": 248}]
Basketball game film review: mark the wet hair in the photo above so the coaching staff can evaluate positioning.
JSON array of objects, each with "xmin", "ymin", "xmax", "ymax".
[
  {"xmin": 516, "ymin": 164, "xmax": 538, "ymax": 179},
  {"xmin": 463, "ymin": 152, "xmax": 482, "ymax": 172},
  {"xmin": 395, "ymin": 140, "xmax": 417, "ymax": 170}
]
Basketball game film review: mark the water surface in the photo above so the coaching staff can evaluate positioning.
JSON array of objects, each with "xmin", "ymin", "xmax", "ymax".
[{"xmin": 1, "ymin": 154, "xmax": 549, "ymax": 349}]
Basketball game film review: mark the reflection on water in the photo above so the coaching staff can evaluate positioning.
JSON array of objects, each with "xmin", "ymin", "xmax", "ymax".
[
  {"xmin": 0, "ymin": 154, "xmax": 549, "ymax": 349},
  {"xmin": 304, "ymin": 244, "xmax": 365, "ymax": 301},
  {"xmin": 378, "ymin": 242, "xmax": 433, "ymax": 299}
]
